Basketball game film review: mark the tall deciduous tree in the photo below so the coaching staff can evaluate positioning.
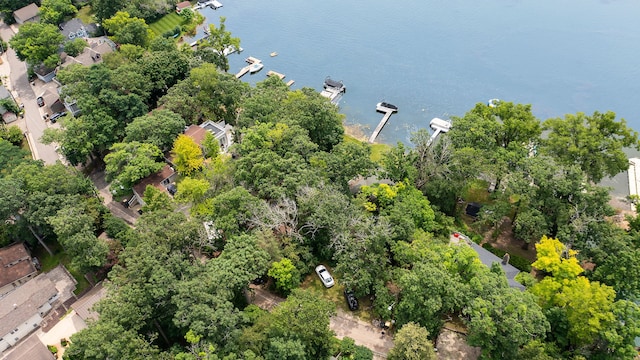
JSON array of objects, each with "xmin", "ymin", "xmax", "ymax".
[
  {"xmin": 39, "ymin": 0, "xmax": 77, "ymax": 25},
  {"xmin": 542, "ymin": 111, "xmax": 640, "ymax": 183},
  {"xmin": 124, "ymin": 110, "xmax": 186, "ymax": 151},
  {"xmin": 104, "ymin": 141, "xmax": 164, "ymax": 191},
  {"xmin": 103, "ymin": 11, "xmax": 152, "ymax": 48},
  {"xmin": 464, "ymin": 287, "xmax": 549, "ymax": 359},
  {"xmin": 198, "ymin": 17, "xmax": 240, "ymax": 71},
  {"xmin": 388, "ymin": 322, "xmax": 437, "ymax": 360},
  {"xmin": 9, "ymin": 22, "xmax": 64, "ymax": 64},
  {"xmin": 172, "ymin": 134, "xmax": 204, "ymax": 176}
]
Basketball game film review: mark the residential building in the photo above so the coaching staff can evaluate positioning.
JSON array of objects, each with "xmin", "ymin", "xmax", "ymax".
[
  {"xmin": 129, "ymin": 164, "xmax": 177, "ymax": 206},
  {"xmin": 184, "ymin": 120, "xmax": 233, "ymax": 153},
  {"xmin": 0, "ymin": 275, "xmax": 59, "ymax": 353},
  {"xmin": 0, "ymin": 243, "xmax": 38, "ymax": 298},
  {"xmin": 176, "ymin": 1, "xmax": 192, "ymax": 13},
  {"xmin": 451, "ymin": 233, "xmax": 525, "ymax": 290},
  {"xmin": 13, "ymin": 3, "xmax": 39, "ymax": 24},
  {"xmin": 2, "ymin": 334, "xmax": 54, "ymax": 360},
  {"xmin": 59, "ymin": 18, "xmax": 98, "ymax": 41},
  {"xmin": 39, "ymin": 88, "xmax": 66, "ymax": 116},
  {"xmin": 59, "ymin": 37, "xmax": 115, "ymax": 69}
]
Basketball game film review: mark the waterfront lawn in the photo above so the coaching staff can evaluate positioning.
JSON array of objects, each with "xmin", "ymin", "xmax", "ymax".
[
  {"xmin": 343, "ymin": 134, "xmax": 390, "ymax": 164},
  {"xmin": 149, "ymin": 12, "xmax": 184, "ymax": 37}
]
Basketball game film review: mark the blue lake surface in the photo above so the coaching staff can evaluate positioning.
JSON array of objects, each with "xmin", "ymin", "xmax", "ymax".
[{"xmin": 192, "ymin": 0, "xmax": 640, "ymax": 193}]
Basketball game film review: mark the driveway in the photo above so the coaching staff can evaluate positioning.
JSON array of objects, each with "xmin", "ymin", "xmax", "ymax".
[
  {"xmin": 0, "ymin": 21, "xmax": 60, "ymax": 165},
  {"xmin": 248, "ymin": 285, "xmax": 393, "ymax": 359}
]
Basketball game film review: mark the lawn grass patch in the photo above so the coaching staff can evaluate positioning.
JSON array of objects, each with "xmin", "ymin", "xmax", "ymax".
[
  {"xmin": 149, "ymin": 13, "xmax": 184, "ymax": 37},
  {"xmin": 76, "ymin": 6, "xmax": 94, "ymax": 25},
  {"xmin": 34, "ymin": 243, "xmax": 91, "ymax": 295},
  {"xmin": 461, "ymin": 179, "xmax": 491, "ymax": 204},
  {"xmin": 343, "ymin": 134, "xmax": 390, "ymax": 164}
]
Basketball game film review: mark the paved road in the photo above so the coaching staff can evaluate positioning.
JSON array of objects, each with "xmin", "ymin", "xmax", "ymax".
[
  {"xmin": 248, "ymin": 285, "xmax": 393, "ymax": 359},
  {"xmin": 0, "ymin": 22, "xmax": 60, "ymax": 165}
]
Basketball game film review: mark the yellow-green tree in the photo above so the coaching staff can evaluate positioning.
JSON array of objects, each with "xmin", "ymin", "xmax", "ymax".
[
  {"xmin": 530, "ymin": 236, "xmax": 640, "ymax": 357},
  {"xmin": 172, "ymin": 135, "xmax": 204, "ymax": 176},
  {"xmin": 532, "ymin": 235, "xmax": 583, "ymax": 280}
]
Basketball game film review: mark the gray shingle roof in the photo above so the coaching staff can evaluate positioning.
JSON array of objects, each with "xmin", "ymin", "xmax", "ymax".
[{"xmin": 0, "ymin": 275, "xmax": 57, "ymax": 336}]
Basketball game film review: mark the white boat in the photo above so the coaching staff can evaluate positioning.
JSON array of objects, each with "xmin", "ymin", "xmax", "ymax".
[
  {"xmin": 487, "ymin": 98, "xmax": 501, "ymax": 108},
  {"xmin": 249, "ymin": 63, "xmax": 264, "ymax": 73}
]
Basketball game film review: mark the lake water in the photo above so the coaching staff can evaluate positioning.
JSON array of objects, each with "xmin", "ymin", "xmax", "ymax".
[{"xmin": 192, "ymin": 0, "xmax": 640, "ymax": 195}]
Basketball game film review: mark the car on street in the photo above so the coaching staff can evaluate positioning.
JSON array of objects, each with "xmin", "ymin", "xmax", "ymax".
[
  {"xmin": 315, "ymin": 265, "xmax": 335, "ymax": 288},
  {"xmin": 36, "ymin": 96, "xmax": 44, "ymax": 107},
  {"xmin": 344, "ymin": 289, "xmax": 359, "ymax": 311}
]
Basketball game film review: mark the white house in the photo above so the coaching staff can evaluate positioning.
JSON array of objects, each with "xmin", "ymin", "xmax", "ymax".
[{"xmin": 0, "ymin": 275, "xmax": 59, "ymax": 353}]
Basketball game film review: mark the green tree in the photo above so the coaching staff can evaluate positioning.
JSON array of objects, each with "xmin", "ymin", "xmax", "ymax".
[
  {"xmin": 172, "ymin": 134, "xmax": 204, "ymax": 176},
  {"xmin": 267, "ymin": 258, "xmax": 300, "ymax": 295},
  {"xmin": 202, "ymin": 131, "xmax": 221, "ymax": 159},
  {"xmin": 0, "ymin": 139, "xmax": 30, "ymax": 174},
  {"xmin": 264, "ymin": 289, "xmax": 336, "ymax": 359},
  {"xmin": 104, "ymin": 141, "xmax": 164, "ymax": 191},
  {"xmin": 464, "ymin": 287, "xmax": 550, "ymax": 359},
  {"xmin": 387, "ymin": 322, "xmax": 437, "ymax": 360},
  {"xmin": 208, "ymin": 186, "xmax": 265, "ymax": 237},
  {"xmin": 91, "ymin": 0, "xmax": 126, "ymax": 22},
  {"xmin": 264, "ymin": 338, "xmax": 307, "ymax": 360},
  {"xmin": 281, "ymin": 88, "xmax": 345, "ymax": 152},
  {"xmin": 175, "ymin": 177, "xmax": 209, "ymax": 209},
  {"xmin": 103, "ymin": 11, "xmax": 152, "ymax": 47},
  {"xmin": 9, "ymin": 22, "xmax": 64, "ymax": 64},
  {"xmin": 40, "ymin": 0, "xmax": 78, "ymax": 25},
  {"xmin": 542, "ymin": 111, "xmax": 640, "ymax": 183},
  {"xmin": 197, "ymin": 17, "xmax": 240, "ymax": 71},
  {"xmin": 188, "ymin": 63, "xmax": 250, "ymax": 124},
  {"xmin": 124, "ymin": 110, "xmax": 186, "ymax": 151},
  {"xmin": 63, "ymin": 38, "xmax": 87, "ymax": 57},
  {"xmin": 381, "ymin": 142, "xmax": 417, "ymax": 183},
  {"xmin": 47, "ymin": 206, "xmax": 109, "ymax": 272}
]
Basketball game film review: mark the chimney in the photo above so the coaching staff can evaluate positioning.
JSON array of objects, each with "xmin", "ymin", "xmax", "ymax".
[{"xmin": 502, "ymin": 253, "xmax": 510, "ymax": 265}]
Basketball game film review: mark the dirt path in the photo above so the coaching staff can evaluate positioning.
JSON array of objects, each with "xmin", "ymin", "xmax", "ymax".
[{"xmin": 247, "ymin": 285, "xmax": 393, "ymax": 359}]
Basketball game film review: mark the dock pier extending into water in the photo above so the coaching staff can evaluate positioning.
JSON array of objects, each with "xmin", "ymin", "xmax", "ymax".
[
  {"xmin": 369, "ymin": 102, "xmax": 398, "ymax": 143},
  {"xmin": 628, "ymin": 158, "xmax": 640, "ymax": 212}
]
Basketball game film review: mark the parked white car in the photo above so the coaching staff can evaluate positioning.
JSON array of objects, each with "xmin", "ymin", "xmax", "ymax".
[{"xmin": 315, "ymin": 265, "xmax": 335, "ymax": 288}]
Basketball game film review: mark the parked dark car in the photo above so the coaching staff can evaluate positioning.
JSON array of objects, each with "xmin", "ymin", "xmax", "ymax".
[
  {"xmin": 49, "ymin": 111, "xmax": 67, "ymax": 123},
  {"xmin": 344, "ymin": 289, "xmax": 359, "ymax": 311},
  {"xmin": 36, "ymin": 96, "xmax": 44, "ymax": 107}
]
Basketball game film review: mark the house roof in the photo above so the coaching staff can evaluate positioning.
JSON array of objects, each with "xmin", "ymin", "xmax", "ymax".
[
  {"xmin": 201, "ymin": 120, "xmax": 227, "ymax": 137},
  {"xmin": 132, "ymin": 164, "xmax": 175, "ymax": 199},
  {"xmin": 0, "ymin": 243, "xmax": 37, "ymax": 290},
  {"xmin": 13, "ymin": 3, "xmax": 39, "ymax": 23},
  {"xmin": 0, "ymin": 84, "xmax": 11, "ymax": 100},
  {"xmin": 71, "ymin": 282, "xmax": 107, "ymax": 322},
  {"xmin": 466, "ymin": 240, "xmax": 525, "ymax": 290},
  {"xmin": 0, "ymin": 274, "xmax": 57, "ymax": 336},
  {"xmin": 60, "ymin": 18, "xmax": 98, "ymax": 40},
  {"xmin": 184, "ymin": 125, "xmax": 208, "ymax": 145},
  {"xmin": 60, "ymin": 38, "xmax": 114, "ymax": 68},
  {"xmin": 3, "ymin": 333, "xmax": 55, "ymax": 360},
  {"xmin": 177, "ymin": 1, "xmax": 192, "ymax": 10}
]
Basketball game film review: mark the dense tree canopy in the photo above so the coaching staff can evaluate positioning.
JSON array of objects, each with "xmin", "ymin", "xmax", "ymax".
[{"xmin": 9, "ymin": 22, "xmax": 64, "ymax": 65}]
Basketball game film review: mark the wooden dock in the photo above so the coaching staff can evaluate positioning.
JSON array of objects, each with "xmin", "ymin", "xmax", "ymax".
[
  {"xmin": 286, "ymin": 80, "xmax": 295, "ymax": 87},
  {"xmin": 237, "ymin": 56, "xmax": 262, "ymax": 78},
  {"xmin": 236, "ymin": 66, "xmax": 250, "ymax": 78},
  {"xmin": 267, "ymin": 70, "xmax": 285, "ymax": 80},
  {"xmin": 369, "ymin": 103, "xmax": 398, "ymax": 143}
]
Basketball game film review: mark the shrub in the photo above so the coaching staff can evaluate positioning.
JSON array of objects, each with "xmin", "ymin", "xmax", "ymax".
[
  {"xmin": 48, "ymin": 345, "xmax": 58, "ymax": 355},
  {"xmin": 64, "ymin": 38, "xmax": 87, "ymax": 57}
]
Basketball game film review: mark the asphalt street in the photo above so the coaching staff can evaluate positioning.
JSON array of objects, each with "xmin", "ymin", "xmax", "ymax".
[{"xmin": 0, "ymin": 22, "xmax": 60, "ymax": 165}]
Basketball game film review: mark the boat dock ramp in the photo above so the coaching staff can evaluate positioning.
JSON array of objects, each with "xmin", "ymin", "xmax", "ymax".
[
  {"xmin": 320, "ymin": 77, "xmax": 346, "ymax": 105},
  {"xmin": 629, "ymin": 158, "xmax": 640, "ymax": 212},
  {"xmin": 267, "ymin": 70, "xmax": 286, "ymax": 80},
  {"xmin": 236, "ymin": 57, "xmax": 262, "ymax": 78},
  {"xmin": 369, "ymin": 102, "xmax": 398, "ymax": 143}
]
